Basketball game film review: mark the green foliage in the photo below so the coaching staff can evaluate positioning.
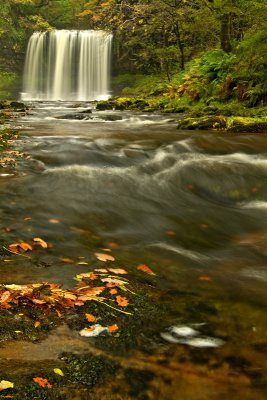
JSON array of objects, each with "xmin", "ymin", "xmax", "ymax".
[{"xmin": 0, "ymin": 72, "xmax": 18, "ymax": 99}]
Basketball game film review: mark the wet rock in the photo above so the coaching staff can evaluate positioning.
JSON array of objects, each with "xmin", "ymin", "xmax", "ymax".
[
  {"xmin": 0, "ymin": 101, "xmax": 28, "ymax": 112},
  {"xmin": 56, "ymin": 113, "xmax": 92, "ymax": 120},
  {"xmin": 80, "ymin": 108, "xmax": 92, "ymax": 113}
]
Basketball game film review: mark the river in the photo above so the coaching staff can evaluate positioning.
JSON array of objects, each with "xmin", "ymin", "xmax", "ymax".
[{"xmin": 0, "ymin": 102, "xmax": 267, "ymax": 399}]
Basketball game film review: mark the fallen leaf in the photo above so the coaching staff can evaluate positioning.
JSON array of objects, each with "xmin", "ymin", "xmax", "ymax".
[
  {"xmin": 77, "ymin": 261, "xmax": 88, "ymax": 265},
  {"xmin": 19, "ymin": 242, "xmax": 33, "ymax": 251},
  {"xmin": 106, "ymin": 241, "xmax": 119, "ymax": 248},
  {"xmin": 54, "ymin": 368, "xmax": 64, "ymax": 376},
  {"xmin": 109, "ymin": 288, "xmax": 118, "ymax": 295},
  {"xmin": 198, "ymin": 276, "xmax": 212, "ymax": 281},
  {"xmin": 106, "ymin": 282, "xmax": 117, "ymax": 288},
  {"xmin": 33, "ymin": 237, "xmax": 48, "ymax": 248},
  {"xmin": 49, "ymin": 219, "xmax": 60, "ymax": 224},
  {"xmin": 116, "ymin": 295, "xmax": 128, "ymax": 307},
  {"xmin": 95, "ymin": 253, "xmax": 115, "ymax": 262},
  {"xmin": 94, "ymin": 268, "xmax": 108, "ymax": 273},
  {"xmin": 85, "ymin": 313, "xmax": 96, "ymax": 322},
  {"xmin": 108, "ymin": 268, "xmax": 128, "ymax": 275},
  {"xmin": 31, "ymin": 299, "xmax": 47, "ymax": 305},
  {"xmin": 136, "ymin": 264, "xmax": 155, "ymax": 275},
  {"xmin": 200, "ymin": 224, "xmax": 209, "ymax": 229},
  {"xmin": 101, "ymin": 277, "xmax": 128, "ymax": 286},
  {"xmin": 60, "ymin": 257, "xmax": 75, "ymax": 263},
  {"xmin": 79, "ymin": 324, "xmax": 108, "ymax": 337},
  {"xmin": 0, "ymin": 380, "xmax": 14, "ymax": 391},
  {"xmin": 7, "ymin": 243, "xmax": 19, "ymax": 253},
  {"xmin": 166, "ymin": 230, "xmax": 176, "ymax": 236},
  {"xmin": 34, "ymin": 321, "xmax": 41, "ymax": 328},
  {"xmin": 33, "ymin": 377, "xmax": 52, "ymax": 389},
  {"xmin": 108, "ymin": 324, "xmax": 119, "ymax": 333}
]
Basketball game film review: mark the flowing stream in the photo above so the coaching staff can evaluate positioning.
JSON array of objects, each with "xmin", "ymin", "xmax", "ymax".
[{"xmin": 1, "ymin": 103, "xmax": 267, "ymax": 399}]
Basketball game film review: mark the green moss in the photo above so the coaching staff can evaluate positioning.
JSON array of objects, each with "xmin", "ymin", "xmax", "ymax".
[{"xmin": 177, "ymin": 115, "xmax": 227, "ymax": 130}]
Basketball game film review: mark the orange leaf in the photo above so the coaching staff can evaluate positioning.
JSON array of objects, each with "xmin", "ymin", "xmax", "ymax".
[
  {"xmin": 198, "ymin": 276, "xmax": 212, "ymax": 281},
  {"xmin": 19, "ymin": 242, "xmax": 33, "ymax": 251},
  {"xmin": 106, "ymin": 241, "xmax": 119, "ymax": 249},
  {"xmin": 116, "ymin": 295, "xmax": 128, "ymax": 307},
  {"xmin": 34, "ymin": 321, "xmax": 41, "ymax": 328},
  {"xmin": 8, "ymin": 243, "xmax": 19, "ymax": 253},
  {"xmin": 33, "ymin": 237, "xmax": 48, "ymax": 249},
  {"xmin": 166, "ymin": 230, "xmax": 176, "ymax": 236},
  {"xmin": 136, "ymin": 264, "xmax": 155, "ymax": 275},
  {"xmin": 106, "ymin": 282, "xmax": 117, "ymax": 288},
  {"xmin": 95, "ymin": 253, "xmax": 115, "ymax": 262},
  {"xmin": 33, "ymin": 377, "xmax": 52, "ymax": 389},
  {"xmin": 91, "ymin": 14, "xmax": 101, "ymax": 22},
  {"xmin": 108, "ymin": 324, "xmax": 119, "ymax": 333},
  {"xmin": 89, "ymin": 273, "xmax": 97, "ymax": 280},
  {"xmin": 85, "ymin": 313, "xmax": 96, "ymax": 322},
  {"xmin": 109, "ymin": 288, "xmax": 118, "ymax": 295}
]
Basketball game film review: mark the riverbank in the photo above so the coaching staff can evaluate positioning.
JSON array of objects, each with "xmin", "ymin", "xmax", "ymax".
[
  {"xmin": 102, "ymin": 36, "xmax": 267, "ymax": 133},
  {"xmin": 95, "ymin": 95, "xmax": 267, "ymax": 133}
]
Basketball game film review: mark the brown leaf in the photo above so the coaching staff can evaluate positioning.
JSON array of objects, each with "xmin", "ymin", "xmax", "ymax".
[
  {"xmin": 95, "ymin": 253, "xmax": 115, "ymax": 262},
  {"xmin": 108, "ymin": 268, "xmax": 128, "ymax": 275},
  {"xmin": 31, "ymin": 299, "xmax": 47, "ymax": 305}
]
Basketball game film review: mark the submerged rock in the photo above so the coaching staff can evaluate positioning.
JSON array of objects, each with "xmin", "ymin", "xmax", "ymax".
[{"xmin": 56, "ymin": 113, "xmax": 92, "ymax": 120}]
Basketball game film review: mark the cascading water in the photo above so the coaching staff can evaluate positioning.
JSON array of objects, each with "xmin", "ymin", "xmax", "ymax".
[{"xmin": 21, "ymin": 30, "xmax": 113, "ymax": 101}]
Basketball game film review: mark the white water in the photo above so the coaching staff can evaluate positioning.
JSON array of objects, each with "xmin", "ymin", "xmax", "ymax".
[{"xmin": 21, "ymin": 30, "xmax": 113, "ymax": 101}]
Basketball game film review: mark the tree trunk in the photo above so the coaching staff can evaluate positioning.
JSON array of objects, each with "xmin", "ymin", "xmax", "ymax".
[
  {"xmin": 174, "ymin": 22, "xmax": 185, "ymax": 70},
  {"xmin": 220, "ymin": 13, "xmax": 232, "ymax": 53}
]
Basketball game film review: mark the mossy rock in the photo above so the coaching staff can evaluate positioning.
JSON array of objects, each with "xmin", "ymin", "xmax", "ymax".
[
  {"xmin": 226, "ymin": 116, "xmax": 267, "ymax": 132},
  {"xmin": 0, "ymin": 101, "xmax": 28, "ymax": 112},
  {"xmin": 177, "ymin": 115, "xmax": 227, "ymax": 130}
]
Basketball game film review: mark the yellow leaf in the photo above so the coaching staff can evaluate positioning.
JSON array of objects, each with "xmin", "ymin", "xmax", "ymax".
[
  {"xmin": 54, "ymin": 368, "xmax": 64, "ymax": 376},
  {"xmin": 34, "ymin": 321, "xmax": 41, "ymax": 328},
  {"xmin": 33, "ymin": 237, "xmax": 48, "ymax": 248},
  {"xmin": 0, "ymin": 380, "xmax": 14, "ymax": 391}
]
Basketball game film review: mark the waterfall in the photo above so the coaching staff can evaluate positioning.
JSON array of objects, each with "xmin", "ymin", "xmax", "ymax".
[{"xmin": 21, "ymin": 30, "xmax": 113, "ymax": 101}]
